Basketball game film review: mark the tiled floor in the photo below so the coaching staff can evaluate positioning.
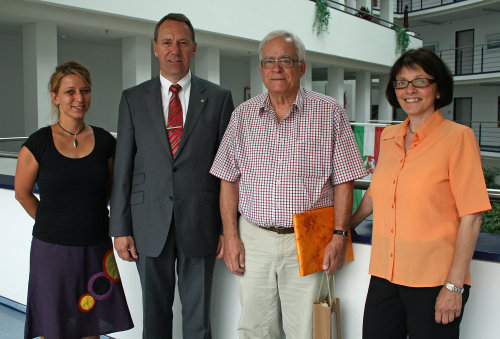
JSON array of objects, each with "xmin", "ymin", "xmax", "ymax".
[
  {"xmin": 0, "ymin": 303, "xmax": 111, "ymax": 339},
  {"xmin": 0, "ymin": 303, "xmax": 25, "ymax": 339}
]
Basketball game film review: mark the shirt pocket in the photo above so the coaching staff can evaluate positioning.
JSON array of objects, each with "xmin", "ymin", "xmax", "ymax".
[{"xmin": 294, "ymin": 137, "xmax": 332, "ymax": 179}]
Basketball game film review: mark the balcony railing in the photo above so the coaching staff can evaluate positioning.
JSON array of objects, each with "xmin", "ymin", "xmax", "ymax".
[
  {"xmin": 469, "ymin": 121, "xmax": 500, "ymax": 153},
  {"xmin": 313, "ymin": 0, "xmax": 419, "ymax": 35},
  {"xmin": 436, "ymin": 43, "xmax": 500, "ymax": 76},
  {"xmin": 395, "ymin": 0, "xmax": 468, "ymax": 13}
]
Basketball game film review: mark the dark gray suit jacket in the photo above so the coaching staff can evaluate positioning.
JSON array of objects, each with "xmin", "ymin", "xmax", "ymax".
[{"xmin": 110, "ymin": 75, "xmax": 234, "ymax": 258}]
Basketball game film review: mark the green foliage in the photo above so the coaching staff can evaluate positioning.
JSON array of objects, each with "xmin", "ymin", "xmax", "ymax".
[
  {"xmin": 313, "ymin": 0, "xmax": 330, "ymax": 36},
  {"xmin": 483, "ymin": 166, "xmax": 500, "ymax": 189},
  {"xmin": 482, "ymin": 201, "xmax": 500, "ymax": 234},
  {"xmin": 482, "ymin": 167, "xmax": 500, "ymax": 234},
  {"xmin": 392, "ymin": 25, "xmax": 410, "ymax": 54}
]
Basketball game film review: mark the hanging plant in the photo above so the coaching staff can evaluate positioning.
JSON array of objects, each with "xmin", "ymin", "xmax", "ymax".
[
  {"xmin": 392, "ymin": 25, "xmax": 410, "ymax": 54},
  {"xmin": 313, "ymin": 0, "xmax": 331, "ymax": 36}
]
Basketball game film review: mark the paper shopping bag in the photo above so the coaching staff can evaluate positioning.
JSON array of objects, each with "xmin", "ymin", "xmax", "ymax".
[{"xmin": 313, "ymin": 272, "xmax": 342, "ymax": 339}]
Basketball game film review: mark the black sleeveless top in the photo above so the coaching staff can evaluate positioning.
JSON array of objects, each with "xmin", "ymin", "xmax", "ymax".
[{"xmin": 23, "ymin": 126, "xmax": 116, "ymax": 245}]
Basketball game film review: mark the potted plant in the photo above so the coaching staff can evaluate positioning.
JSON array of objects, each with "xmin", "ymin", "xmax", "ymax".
[{"xmin": 357, "ymin": 6, "xmax": 373, "ymax": 21}]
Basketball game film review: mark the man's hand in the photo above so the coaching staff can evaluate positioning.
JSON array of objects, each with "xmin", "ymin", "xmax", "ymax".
[
  {"xmin": 321, "ymin": 235, "xmax": 346, "ymax": 275},
  {"xmin": 435, "ymin": 286, "xmax": 462, "ymax": 324},
  {"xmin": 223, "ymin": 234, "xmax": 245, "ymax": 276},
  {"xmin": 216, "ymin": 235, "xmax": 224, "ymax": 259},
  {"xmin": 114, "ymin": 235, "xmax": 138, "ymax": 261}
]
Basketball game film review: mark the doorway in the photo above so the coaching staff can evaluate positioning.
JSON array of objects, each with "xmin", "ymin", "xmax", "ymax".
[
  {"xmin": 453, "ymin": 97, "xmax": 472, "ymax": 126},
  {"xmin": 455, "ymin": 29, "xmax": 474, "ymax": 75}
]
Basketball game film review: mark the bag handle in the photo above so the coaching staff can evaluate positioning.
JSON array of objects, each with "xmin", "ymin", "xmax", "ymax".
[{"xmin": 317, "ymin": 271, "xmax": 336, "ymax": 302}]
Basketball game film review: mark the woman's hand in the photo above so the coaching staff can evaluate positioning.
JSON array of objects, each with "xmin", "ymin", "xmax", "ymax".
[{"xmin": 435, "ymin": 286, "xmax": 462, "ymax": 324}]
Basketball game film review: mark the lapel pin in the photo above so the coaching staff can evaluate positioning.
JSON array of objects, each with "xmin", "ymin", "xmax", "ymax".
[{"xmin": 200, "ymin": 99, "xmax": 205, "ymax": 103}]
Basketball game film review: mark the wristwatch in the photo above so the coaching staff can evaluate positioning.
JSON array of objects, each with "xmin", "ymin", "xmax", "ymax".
[
  {"xmin": 444, "ymin": 282, "xmax": 464, "ymax": 294},
  {"xmin": 333, "ymin": 229, "xmax": 349, "ymax": 238}
]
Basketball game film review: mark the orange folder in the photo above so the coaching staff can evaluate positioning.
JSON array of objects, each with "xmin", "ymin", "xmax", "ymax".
[{"xmin": 293, "ymin": 206, "xmax": 354, "ymax": 277}]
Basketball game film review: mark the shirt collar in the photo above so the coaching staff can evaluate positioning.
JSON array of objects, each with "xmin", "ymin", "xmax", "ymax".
[
  {"xmin": 258, "ymin": 87, "xmax": 304, "ymax": 117},
  {"xmin": 382, "ymin": 109, "xmax": 444, "ymax": 143},
  {"xmin": 159, "ymin": 71, "xmax": 191, "ymax": 93}
]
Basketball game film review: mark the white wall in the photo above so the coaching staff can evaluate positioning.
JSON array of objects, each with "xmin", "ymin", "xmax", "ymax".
[
  {"xmin": 37, "ymin": 0, "xmax": 414, "ymax": 68},
  {"xmin": 0, "ymin": 32, "xmax": 25, "ymax": 138},
  {"xmin": 2, "ymin": 181, "xmax": 500, "ymax": 338},
  {"xmin": 417, "ymin": 12, "xmax": 500, "ymax": 53},
  {"xmin": 59, "ymin": 39, "xmax": 123, "ymax": 133},
  {"xmin": 454, "ymin": 85, "xmax": 500, "ymax": 122},
  {"xmin": 220, "ymin": 57, "xmax": 250, "ymax": 107}
]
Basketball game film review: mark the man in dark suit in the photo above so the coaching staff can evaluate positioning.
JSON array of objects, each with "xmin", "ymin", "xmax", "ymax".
[{"xmin": 110, "ymin": 13, "xmax": 234, "ymax": 339}]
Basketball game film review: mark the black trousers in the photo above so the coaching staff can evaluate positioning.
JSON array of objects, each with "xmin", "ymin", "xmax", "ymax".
[
  {"xmin": 136, "ymin": 221, "xmax": 216, "ymax": 339},
  {"xmin": 363, "ymin": 276, "xmax": 470, "ymax": 339}
]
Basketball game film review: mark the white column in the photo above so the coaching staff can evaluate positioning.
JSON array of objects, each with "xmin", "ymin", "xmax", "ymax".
[
  {"xmin": 300, "ymin": 62, "xmax": 312, "ymax": 90},
  {"xmin": 23, "ymin": 23, "xmax": 57, "ymax": 133},
  {"xmin": 357, "ymin": 0, "xmax": 370, "ymax": 10},
  {"xmin": 327, "ymin": 66, "xmax": 344, "ymax": 104},
  {"xmin": 355, "ymin": 71, "xmax": 371, "ymax": 123},
  {"xmin": 250, "ymin": 55, "xmax": 266, "ymax": 97},
  {"xmin": 332, "ymin": 0, "xmax": 345, "ymax": 10},
  {"xmin": 380, "ymin": 0, "xmax": 394, "ymax": 24},
  {"xmin": 194, "ymin": 47, "xmax": 220, "ymax": 85},
  {"xmin": 346, "ymin": 0, "xmax": 357, "ymax": 14},
  {"xmin": 122, "ymin": 37, "xmax": 152, "ymax": 90},
  {"xmin": 378, "ymin": 74, "xmax": 393, "ymax": 122}
]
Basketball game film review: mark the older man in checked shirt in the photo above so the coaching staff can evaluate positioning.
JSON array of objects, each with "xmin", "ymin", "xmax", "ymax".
[{"xmin": 210, "ymin": 30, "xmax": 366, "ymax": 339}]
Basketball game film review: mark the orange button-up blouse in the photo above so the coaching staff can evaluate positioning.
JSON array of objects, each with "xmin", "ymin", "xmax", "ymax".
[{"xmin": 368, "ymin": 110, "xmax": 491, "ymax": 287}]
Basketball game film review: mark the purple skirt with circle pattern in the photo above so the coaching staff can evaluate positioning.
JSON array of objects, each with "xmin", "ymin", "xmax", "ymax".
[{"xmin": 24, "ymin": 237, "xmax": 134, "ymax": 339}]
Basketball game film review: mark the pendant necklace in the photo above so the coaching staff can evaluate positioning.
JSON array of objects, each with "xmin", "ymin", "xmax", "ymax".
[
  {"xmin": 57, "ymin": 122, "xmax": 86, "ymax": 148},
  {"xmin": 408, "ymin": 122, "xmax": 415, "ymax": 134}
]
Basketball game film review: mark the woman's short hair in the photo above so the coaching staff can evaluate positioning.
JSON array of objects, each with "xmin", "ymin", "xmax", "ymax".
[
  {"xmin": 49, "ymin": 61, "xmax": 92, "ymax": 117},
  {"xmin": 385, "ymin": 48, "xmax": 453, "ymax": 109}
]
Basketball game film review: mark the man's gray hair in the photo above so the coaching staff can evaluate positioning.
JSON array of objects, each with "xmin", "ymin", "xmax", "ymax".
[{"xmin": 259, "ymin": 30, "xmax": 306, "ymax": 61}]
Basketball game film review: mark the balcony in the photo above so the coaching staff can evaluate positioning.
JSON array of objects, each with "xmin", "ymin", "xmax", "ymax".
[
  {"xmin": 436, "ymin": 43, "xmax": 500, "ymax": 76},
  {"xmin": 393, "ymin": 0, "xmax": 500, "ymax": 27},
  {"xmin": 395, "ymin": 0, "xmax": 468, "ymax": 13}
]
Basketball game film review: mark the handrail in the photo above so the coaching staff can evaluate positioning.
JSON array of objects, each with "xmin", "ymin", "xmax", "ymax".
[
  {"xmin": 0, "ymin": 137, "xmax": 27, "ymax": 142},
  {"xmin": 354, "ymin": 179, "xmax": 500, "ymax": 201},
  {"xmin": 311, "ymin": 0, "xmax": 420, "ymax": 37},
  {"xmin": 0, "ymin": 160, "xmax": 498, "ymax": 200},
  {"xmin": 437, "ymin": 42, "xmax": 499, "ymax": 53},
  {"xmin": 395, "ymin": 0, "xmax": 468, "ymax": 14},
  {"xmin": 0, "ymin": 152, "xmax": 18, "ymax": 159}
]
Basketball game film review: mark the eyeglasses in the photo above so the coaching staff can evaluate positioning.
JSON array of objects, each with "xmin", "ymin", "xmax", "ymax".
[
  {"xmin": 393, "ymin": 78, "xmax": 436, "ymax": 89},
  {"xmin": 260, "ymin": 57, "xmax": 302, "ymax": 69}
]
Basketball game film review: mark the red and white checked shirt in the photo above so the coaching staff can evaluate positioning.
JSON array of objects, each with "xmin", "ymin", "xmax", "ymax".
[{"xmin": 210, "ymin": 88, "xmax": 367, "ymax": 228}]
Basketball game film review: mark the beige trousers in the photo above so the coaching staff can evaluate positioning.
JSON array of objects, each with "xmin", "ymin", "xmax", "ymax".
[{"xmin": 237, "ymin": 217, "xmax": 322, "ymax": 339}]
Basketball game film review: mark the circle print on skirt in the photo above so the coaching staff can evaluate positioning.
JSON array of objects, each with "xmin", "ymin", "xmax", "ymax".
[
  {"xmin": 88, "ymin": 272, "xmax": 114, "ymax": 300},
  {"xmin": 103, "ymin": 249, "xmax": 120, "ymax": 282},
  {"xmin": 78, "ymin": 293, "xmax": 96, "ymax": 312}
]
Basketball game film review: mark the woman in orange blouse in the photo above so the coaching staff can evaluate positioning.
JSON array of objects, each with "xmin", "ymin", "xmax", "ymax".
[{"xmin": 351, "ymin": 48, "xmax": 491, "ymax": 339}]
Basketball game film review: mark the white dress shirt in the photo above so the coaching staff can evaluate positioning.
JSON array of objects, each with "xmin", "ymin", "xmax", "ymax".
[{"xmin": 159, "ymin": 71, "xmax": 192, "ymax": 126}]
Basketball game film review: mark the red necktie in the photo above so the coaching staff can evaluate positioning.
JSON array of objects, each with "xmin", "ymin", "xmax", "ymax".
[{"xmin": 167, "ymin": 84, "xmax": 183, "ymax": 157}]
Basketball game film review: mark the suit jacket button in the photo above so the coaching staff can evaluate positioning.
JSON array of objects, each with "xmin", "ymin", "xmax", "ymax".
[
  {"xmin": 169, "ymin": 196, "xmax": 173, "ymax": 201},
  {"xmin": 173, "ymin": 167, "xmax": 178, "ymax": 172}
]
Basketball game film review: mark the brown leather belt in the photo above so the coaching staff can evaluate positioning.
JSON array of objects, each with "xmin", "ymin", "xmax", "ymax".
[{"xmin": 259, "ymin": 225, "xmax": 294, "ymax": 234}]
